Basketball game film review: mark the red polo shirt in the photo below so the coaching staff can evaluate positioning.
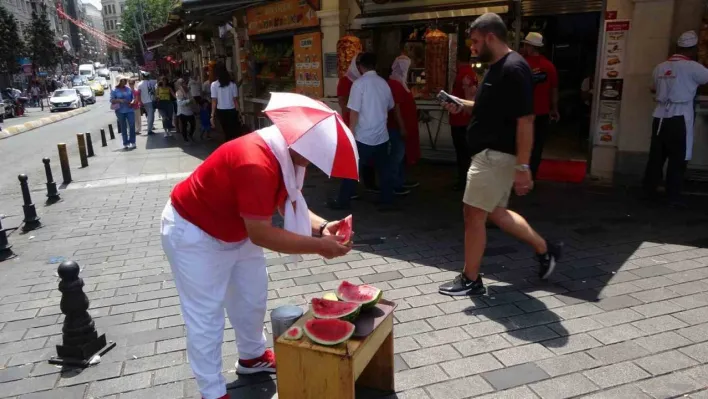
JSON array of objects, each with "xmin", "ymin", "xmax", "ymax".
[
  {"xmin": 337, "ymin": 77, "xmax": 354, "ymax": 125},
  {"xmin": 170, "ymin": 133, "xmax": 287, "ymax": 242},
  {"xmin": 525, "ymin": 54, "xmax": 558, "ymax": 116}
]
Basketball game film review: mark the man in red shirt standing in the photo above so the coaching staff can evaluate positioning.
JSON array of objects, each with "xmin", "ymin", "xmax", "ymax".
[
  {"xmin": 521, "ymin": 32, "xmax": 560, "ymax": 179},
  {"xmin": 449, "ymin": 47, "xmax": 478, "ymax": 190},
  {"xmin": 161, "ymin": 127, "xmax": 352, "ymax": 399}
]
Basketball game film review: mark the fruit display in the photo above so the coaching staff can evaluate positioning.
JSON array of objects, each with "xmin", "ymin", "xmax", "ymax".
[
  {"xmin": 283, "ymin": 326, "xmax": 303, "ymax": 340},
  {"xmin": 303, "ymin": 318, "xmax": 355, "ymax": 346},
  {"xmin": 336, "ymin": 35, "xmax": 363, "ymax": 78},
  {"xmin": 424, "ymin": 29, "xmax": 448, "ymax": 98},
  {"xmin": 322, "ymin": 292, "xmax": 339, "ymax": 301},
  {"xmin": 336, "ymin": 281, "xmax": 382, "ymax": 309},
  {"xmin": 337, "ymin": 214, "xmax": 353, "ymax": 245},
  {"xmin": 311, "ymin": 298, "xmax": 361, "ymax": 321}
]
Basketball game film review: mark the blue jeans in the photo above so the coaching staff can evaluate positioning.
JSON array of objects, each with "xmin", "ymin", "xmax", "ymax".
[
  {"xmin": 117, "ymin": 111, "xmax": 136, "ymax": 146},
  {"xmin": 158, "ymin": 100, "xmax": 174, "ymax": 131},
  {"xmin": 144, "ymin": 102, "xmax": 156, "ymax": 133},
  {"xmin": 338, "ymin": 141, "xmax": 393, "ymax": 206},
  {"xmin": 389, "ymin": 129, "xmax": 406, "ymax": 190}
]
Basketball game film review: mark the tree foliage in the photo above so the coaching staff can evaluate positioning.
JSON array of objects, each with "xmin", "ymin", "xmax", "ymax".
[
  {"xmin": 0, "ymin": 4, "xmax": 25, "ymax": 75},
  {"xmin": 119, "ymin": 0, "xmax": 173, "ymax": 63},
  {"xmin": 25, "ymin": 5, "xmax": 60, "ymax": 73}
]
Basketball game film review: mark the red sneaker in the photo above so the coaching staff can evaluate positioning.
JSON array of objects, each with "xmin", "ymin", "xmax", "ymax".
[{"xmin": 236, "ymin": 348, "xmax": 276, "ymax": 374}]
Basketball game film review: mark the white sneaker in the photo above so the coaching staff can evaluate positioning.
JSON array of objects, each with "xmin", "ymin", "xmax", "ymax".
[
  {"xmin": 129, "ymin": 143, "xmax": 135, "ymax": 149},
  {"xmin": 123, "ymin": 145, "xmax": 129, "ymax": 149}
]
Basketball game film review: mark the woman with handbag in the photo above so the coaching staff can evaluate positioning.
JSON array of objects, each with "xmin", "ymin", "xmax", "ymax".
[
  {"xmin": 176, "ymin": 79, "xmax": 197, "ymax": 143},
  {"xmin": 210, "ymin": 62, "xmax": 242, "ymax": 141}
]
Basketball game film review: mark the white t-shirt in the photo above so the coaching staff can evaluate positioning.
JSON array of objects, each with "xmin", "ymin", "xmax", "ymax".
[
  {"xmin": 189, "ymin": 79, "xmax": 201, "ymax": 97},
  {"xmin": 211, "ymin": 81, "xmax": 238, "ymax": 110},
  {"xmin": 176, "ymin": 90, "xmax": 194, "ymax": 116},
  {"xmin": 137, "ymin": 79, "xmax": 156, "ymax": 104},
  {"xmin": 347, "ymin": 70, "xmax": 394, "ymax": 146}
]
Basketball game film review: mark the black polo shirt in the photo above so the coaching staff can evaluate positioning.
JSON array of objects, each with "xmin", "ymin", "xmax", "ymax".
[{"xmin": 466, "ymin": 51, "xmax": 534, "ymax": 156}]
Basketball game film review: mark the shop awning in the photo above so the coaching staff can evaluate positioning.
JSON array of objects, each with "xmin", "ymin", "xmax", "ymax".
[
  {"xmin": 176, "ymin": 0, "xmax": 266, "ymax": 22},
  {"xmin": 353, "ymin": 2, "xmax": 508, "ymax": 28},
  {"xmin": 143, "ymin": 23, "xmax": 183, "ymax": 46}
]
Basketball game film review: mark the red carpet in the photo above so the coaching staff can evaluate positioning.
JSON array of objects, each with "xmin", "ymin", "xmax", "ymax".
[{"xmin": 537, "ymin": 159, "xmax": 587, "ymax": 183}]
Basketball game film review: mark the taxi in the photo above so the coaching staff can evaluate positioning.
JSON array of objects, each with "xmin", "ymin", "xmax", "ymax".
[{"xmin": 90, "ymin": 80, "xmax": 104, "ymax": 96}]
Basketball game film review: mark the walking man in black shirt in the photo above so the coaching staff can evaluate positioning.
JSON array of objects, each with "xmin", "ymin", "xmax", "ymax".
[{"xmin": 439, "ymin": 13, "xmax": 562, "ymax": 296}]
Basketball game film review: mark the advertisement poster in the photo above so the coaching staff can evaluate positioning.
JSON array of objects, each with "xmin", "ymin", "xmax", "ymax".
[
  {"xmin": 595, "ymin": 19, "xmax": 630, "ymax": 146},
  {"xmin": 294, "ymin": 32, "xmax": 323, "ymax": 98},
  {"xmin": 247, "ymin": 0, "xmax": 320, "ymax": 36}
]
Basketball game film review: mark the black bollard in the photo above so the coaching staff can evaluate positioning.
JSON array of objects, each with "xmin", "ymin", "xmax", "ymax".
[
  {"xmin": 100, "ymin": 129, "xmax": 107, "ymax": 147},
  {"xmin": 0, "ymin": 218, "xmax": 17, "ymax": 262},
  {"xmin": 86, "ymin": 133, "xmax": 95, "ymax": 157},
  {"xmin": 18, "ymin": 174, "xmax": 41, "ymax": 232},
  {"xmin": 43, "ymin": 158, "xmax": 60, "ymax": 203},
  {"xmin": 108, "ymin": 124, "xmax": 115, "ymax": 140},
  {"xmin": 48, "ymin": 261, "xmax": 116, "ymax": 368}
]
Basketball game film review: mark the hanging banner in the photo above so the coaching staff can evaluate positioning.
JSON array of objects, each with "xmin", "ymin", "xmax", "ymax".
[
  {"xmin": 246, "ymin": 0, "xmax": 320, "ymax": 36},
  {"xmin": 294, "ymin": 32, "xmax": 323, "ymax": 98},
  {"xmin": 594, "ymin": 19, "xmax": 630, "ymax": 147}
]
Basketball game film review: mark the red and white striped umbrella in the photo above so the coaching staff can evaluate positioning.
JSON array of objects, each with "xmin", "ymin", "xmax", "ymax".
[{"xmin": 264, "ymin": 92, "xmax": 359, "ymax": 180}]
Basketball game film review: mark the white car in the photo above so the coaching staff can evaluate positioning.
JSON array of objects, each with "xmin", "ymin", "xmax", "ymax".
[{"xmin": 49, "ymin": 89, "xmax": 83, "ymax": 112}]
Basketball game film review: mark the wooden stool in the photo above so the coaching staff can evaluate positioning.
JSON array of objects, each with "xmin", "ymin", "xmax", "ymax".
[{"xmin": 274, "ymin": 306, "xmax": 395, "ymax": 398}]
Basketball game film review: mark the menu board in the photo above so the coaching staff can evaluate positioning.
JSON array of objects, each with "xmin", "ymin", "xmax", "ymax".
[
  {"xmin": 595, "ymin": 19, "xmax": 630, "ymax": 147},
  {"xmin": 294, "ymin": 32, "xmax": 323, "ymax": 98},
  {"xmin": 247, "ymin": 0, "xmax": 320, "ymax": 36}
]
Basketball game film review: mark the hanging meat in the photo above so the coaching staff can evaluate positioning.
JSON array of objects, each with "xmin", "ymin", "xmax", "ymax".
[
  {"xmin": 336, "ymin": 35, "xmax": 363, "ymax": 78},
  {"xmin": 425, "ymin": 29, "xmax": 448, "ymax": 97}
]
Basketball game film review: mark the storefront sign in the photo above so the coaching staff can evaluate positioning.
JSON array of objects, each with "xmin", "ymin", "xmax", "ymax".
[
  {"xmin": 595, "ymin": 19, "xmax": 630, "ymax": 147},
  {"xmin": 294, "ymin": 32, "xmax": 323, "ymax": 98},
  {"xmin": 324, "ymin": 52, "xmax": 338, "ymax": 78},
  {"xmin": 247, "ymin": 0, "xmax": 320, "ymax": 36},
  {"xmin": 605, "ymin": 11, "xmax": 617, "ymax": 20}
]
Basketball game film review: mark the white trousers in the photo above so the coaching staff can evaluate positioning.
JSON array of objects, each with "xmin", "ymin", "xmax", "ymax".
[{"xmin": 160, "ymin": 201, "xmax": 268, "ymax": 399}]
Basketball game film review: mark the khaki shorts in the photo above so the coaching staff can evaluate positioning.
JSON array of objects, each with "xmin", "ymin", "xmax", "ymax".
[{"xmin": 462, "ymin": 149, "xmax": 516, "ymax": 212}]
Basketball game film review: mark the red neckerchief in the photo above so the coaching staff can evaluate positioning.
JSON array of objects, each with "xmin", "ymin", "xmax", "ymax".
[{"xmin": 668, "ymin": 54, "xmax": 691, "ymax": 61}]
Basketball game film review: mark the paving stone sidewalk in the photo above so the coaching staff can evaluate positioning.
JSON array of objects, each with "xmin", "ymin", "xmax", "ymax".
[{"xmin": 1, "ymin": 162, "xmax": 708, "ymax": 399}]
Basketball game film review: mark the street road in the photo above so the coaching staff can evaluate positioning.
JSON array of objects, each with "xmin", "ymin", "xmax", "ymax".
[{"xmin": 0, "ymin": 95, "xmax": 114, "ymax": 197}]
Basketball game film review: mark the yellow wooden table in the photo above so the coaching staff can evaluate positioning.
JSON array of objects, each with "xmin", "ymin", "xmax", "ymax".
[{"xmin": 274, "ymin": 307, "xmax": 395, "ymax": 399}]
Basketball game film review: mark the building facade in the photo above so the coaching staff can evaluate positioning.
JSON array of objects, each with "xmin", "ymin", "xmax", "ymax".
[
  {"xmin": 101, "ymin": 0, "xmax": 125, "ymax": 65},
  {"xmin": 83, "ymin": 2, "xmax": 107, "ymax": 63}
]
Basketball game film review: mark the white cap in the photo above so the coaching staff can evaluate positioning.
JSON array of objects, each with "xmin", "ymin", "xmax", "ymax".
[
  {"xmin": 522, "ymin": 32, "xmax": 544, "ymax": 47},
  {"xmin": 678, "ymin": 30, "xmax": 698, "ymax": 48}
]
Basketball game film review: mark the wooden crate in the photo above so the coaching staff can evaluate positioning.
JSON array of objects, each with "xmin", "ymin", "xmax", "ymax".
[{"xmin": 274, "ymin": 310, "xmax": 394, "ymax": 399}]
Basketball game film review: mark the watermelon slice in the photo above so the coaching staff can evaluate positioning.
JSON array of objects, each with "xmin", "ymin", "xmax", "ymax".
[
  {"xmin": 336, "ymin": 281, "xmax": 382, "ymax": 309},
  {"xmin": 303, "ymin": 318, "xmax": 355, "ymax": 346},
  {"xmin": 311, "ymin": 298, "xmax": 360, "ymax": 321},
  {"xmin": 336, "ymin": 215, "xmax": 353, "ymax": 245},
  {"xmin": 283, "ymin": 326, "xmax": 303, "ymax": 340}
]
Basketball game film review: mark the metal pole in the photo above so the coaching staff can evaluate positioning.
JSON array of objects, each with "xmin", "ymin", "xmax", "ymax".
[
  {"xmin": 57, "ymin": 143, "xmax": 72, "ymax": 184},
  {"xmin": 43, "ymin": 158, "xmax": 61, "ymax": 203},
  {"xmin": 77, "ymin": 134, "xmax": 88, "ymax": 168},
  {"xmin": 18, "ymin": 174, "xmax": 41, "ymax": 232},
  {"xmin": 100, "ymin": 129, "xmax": 107, "ymax": 147},
  {"xmin": 108, "ymin": 124, "xmax": 115, "ymax": 139},
  {"xmin": 85, "ymin": 132, "xmax": 95, "ymax": 157}
]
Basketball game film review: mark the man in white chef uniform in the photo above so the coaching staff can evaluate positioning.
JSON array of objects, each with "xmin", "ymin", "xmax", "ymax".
[{"xmin": 643, "ymin": 30, "xmax": 708, "ymax": 206}]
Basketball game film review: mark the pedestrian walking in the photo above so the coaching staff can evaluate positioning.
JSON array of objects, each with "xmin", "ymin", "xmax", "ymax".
[
  {"xmin": 137, "ymin": 72, "xmax": 157, "ymax": 135},
  {"xmin": 438, "ymin": 13, "xmax": 562, "ymax": 296},
  {"xmin": 328, "ymin": 52, "xmax": 396, "ymax": 211},
  {"xmin": 210, "ymin": 61, "xmax": 242, "ymax": 141},
  {"xmin": 449, "ymin": 47, "xmax": 478, "ymax": 190},
  {"xmin": 110, "ymin": 77, "xmax": 137, "ymax": 149},
  {"xmin": 157, "ymin": 76, "xmax": 175, "ymax": 137},
  {"xmin": 521, "ymin": 32, "xmax": 560, "ymax": 180},
  {"xmin": 175, "ymin": 79, "xmax": 196, "ymax": 143},
  {"xmin": 128, "ymin": 79, "xmax": 142, "ymax": 135},
  {"xmin": 161, "ymin": 95, "xmax": 356, "ymax": 399},
  {"xmin": 642, "ymin": 30, "xmax": 708, "ymax": 208}
]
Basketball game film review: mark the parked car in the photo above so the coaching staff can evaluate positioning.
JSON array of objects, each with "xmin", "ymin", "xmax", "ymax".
[
  {"xmin": 75, "ymin": 86, "xmax": 96, "ymax": 104},
  {"xmin": 49, "ymin": 89, "xmax": 83, "ymax": 112},
  {"xmin": 90, "ymin": 81, "xmax": 105, "ymax": 96},
  {"xmin": 97, "ymin": 68, "xmax": 110, "ymax": 78}
]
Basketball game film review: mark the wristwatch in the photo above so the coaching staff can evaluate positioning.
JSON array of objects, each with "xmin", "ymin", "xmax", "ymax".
[
  {"xmin": 318, "ymin": 220, "xmax": 329, "ymax": 236},
  {"xmin": 515, "ymin": 164, "xmax": 530, "ymax": 172}
]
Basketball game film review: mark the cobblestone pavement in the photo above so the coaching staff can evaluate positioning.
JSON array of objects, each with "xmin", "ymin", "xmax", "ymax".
[{"xmin": 1, "ymin": 153, "xmax": 708, "ymax": 398}]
